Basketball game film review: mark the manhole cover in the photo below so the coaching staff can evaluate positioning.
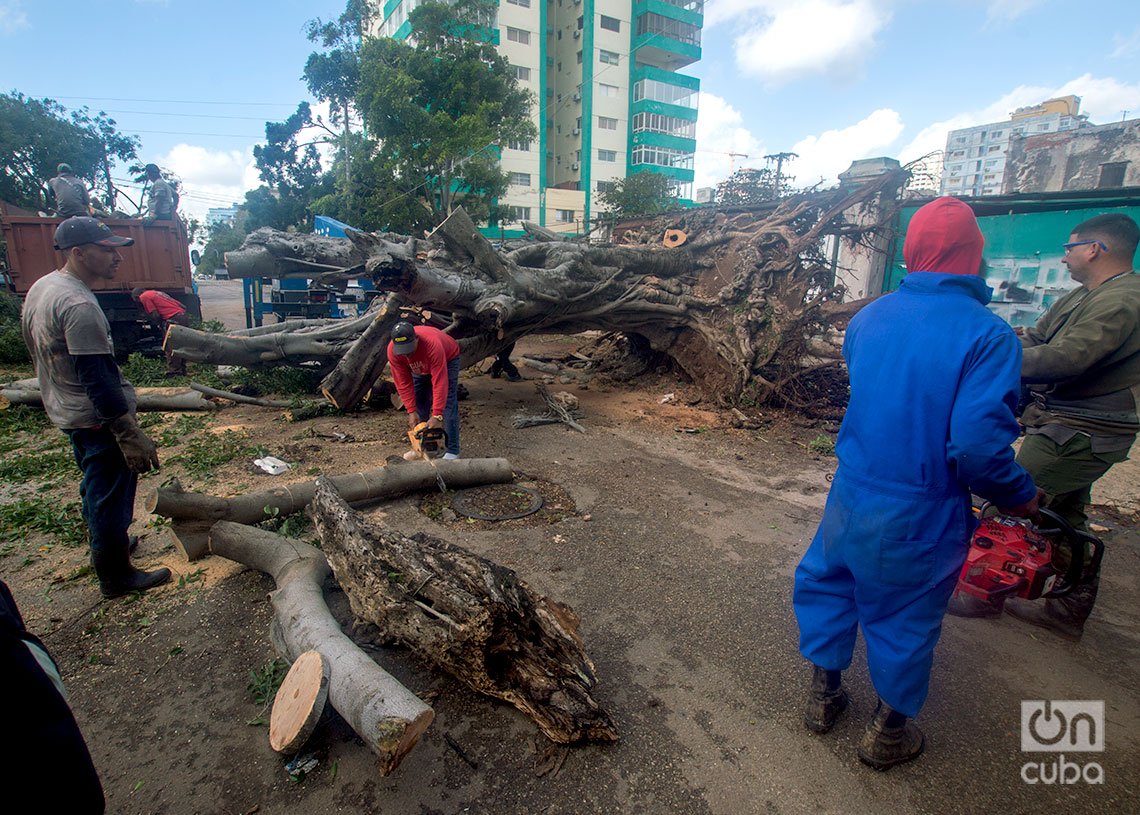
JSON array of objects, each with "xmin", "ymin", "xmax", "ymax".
[{"xmin": 451, "ymin": 484, "xmax": 545, "ymax": 521}]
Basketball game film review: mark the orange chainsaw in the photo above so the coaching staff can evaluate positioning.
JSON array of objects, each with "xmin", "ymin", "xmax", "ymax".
[{"xmin": 407, "ymin": 422, "xmax": 448, "ymax": 491}]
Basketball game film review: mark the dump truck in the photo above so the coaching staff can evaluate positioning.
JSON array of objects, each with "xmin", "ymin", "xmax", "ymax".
[{"xmin": 1, "ymin": 202, "xmax": 201, "ymax": 359}]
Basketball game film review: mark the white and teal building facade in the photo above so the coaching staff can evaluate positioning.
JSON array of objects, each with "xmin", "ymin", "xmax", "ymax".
[{"xmin": 370, "ymin": 0, "xmax": 702, "ymax": 236}]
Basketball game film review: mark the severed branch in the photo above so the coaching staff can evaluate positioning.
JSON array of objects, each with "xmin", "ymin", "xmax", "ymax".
[
  {"xmin": 147, "ymin": 458, "xmax": 515, "ymax": 560},
  {"xmin": 515, "ymin": 382, "xmax": 586, "ymax": 433},
  {"xmin": 208, "ymin": 521, "xmax": 433, "ymax": 774},
  {"xmin": 308, "ymin": 479, "xmax": 618, "ymax": 744}
]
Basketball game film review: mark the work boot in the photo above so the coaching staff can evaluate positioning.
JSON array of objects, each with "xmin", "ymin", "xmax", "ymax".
[
  {"xmin": 489, "ymin": 361, "xmax": 503, "ymax": 378},
  {"xmin": 946, "ymin": 590, "xmax": 1003, "ymax": 618},
  {"xmin": 503, "ymin": 365, "xmax": 523, "ymax": 382},
  {"xmin": 1005, "ymin": 576, "xmax": 1098, "ymax": 641},
  {"xmin": 803, "ymin": 666, "xmax": 848, "ymax": 734},
  {"xmin": 857, "ymin": 702, "xmax": 925, "ymax": 771},
  {"xmin": 93, "ymin": 547, "xmax": 171, "ymax": 600}
]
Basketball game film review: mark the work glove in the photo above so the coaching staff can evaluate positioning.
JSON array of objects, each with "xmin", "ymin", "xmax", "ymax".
[{"xmin": 107, "ymin": 413, "xmax": 161, "ymax": 473}]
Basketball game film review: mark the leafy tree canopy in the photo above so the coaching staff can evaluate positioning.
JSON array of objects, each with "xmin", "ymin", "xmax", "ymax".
[
  {"xmin": 355, "ymin": 0, "xmax": 535, "ymax": 231},
  {"xmin": 0, "ymin": 91, "xmax": 139, "ymax": 212},
  {"xmin": 596, "ymin": 172, "xmax": 679, "ymax": 219},
  {"xmin": 715, "ymin": 167, "xmax": 779, "ymax": 207}
]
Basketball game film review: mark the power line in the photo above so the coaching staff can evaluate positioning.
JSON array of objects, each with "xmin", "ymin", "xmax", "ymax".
[{"xmin": 42, "ymin": 95, "xmax": 299, "ymax": 108}]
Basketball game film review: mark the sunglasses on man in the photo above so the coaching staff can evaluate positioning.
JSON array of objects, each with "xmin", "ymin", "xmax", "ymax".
[{"xmin": 1062, "ymin": 239, "xmax": 1108, "ymax": 253}]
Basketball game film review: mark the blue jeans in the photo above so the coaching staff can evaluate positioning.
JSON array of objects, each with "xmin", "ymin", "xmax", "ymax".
[
  {"xmin": 412, "ymin": 357, "xmax": 461, "ymax": 456},
  {"xmin": 66, "ymin": 428, "xmax": 137, "ymax": 556}
]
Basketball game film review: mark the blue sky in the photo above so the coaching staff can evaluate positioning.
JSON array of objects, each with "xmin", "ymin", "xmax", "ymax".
[{"xmin": 3, "ymin": 0, "xmax": 1139, "ymax": 225}]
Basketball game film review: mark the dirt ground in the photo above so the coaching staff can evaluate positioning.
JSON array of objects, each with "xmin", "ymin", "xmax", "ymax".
[{"xmin": 3, "ymin": 280, "xmax": 1138, "ymax": 814}]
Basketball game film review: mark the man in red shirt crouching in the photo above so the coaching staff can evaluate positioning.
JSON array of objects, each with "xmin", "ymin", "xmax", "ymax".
[
  {"xmin": 387, "ymin": 321, "xmax": 462, "ymax": 460},
  {"xmin": 131, "ymin": 288, "xmax": 190, "ymax": 377}
]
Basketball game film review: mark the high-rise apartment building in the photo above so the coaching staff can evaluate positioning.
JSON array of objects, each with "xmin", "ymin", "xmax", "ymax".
[
  {"xmin": 940, "ymin": 96, "xmax": 1088, "ymax": 197},
  {"xmin": 370, "ymin": 0, "xmax": 702, "ymax": 236}
]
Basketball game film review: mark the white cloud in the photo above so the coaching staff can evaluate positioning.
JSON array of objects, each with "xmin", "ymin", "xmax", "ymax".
[
  {"xmin": 787, "ymin": 109, "xmax": 904, "ymax": 187},
  {"xmin": 694, "ymin": 93, "xmax": 766, "ymax": 190},
  {"xmin": 154, "ymin": 144, "xmax": 259, "ymax": 229},
  {"xmin": 716, "ymin": 0, "xmax": 891, "ymax": 83},
  {"xmin": 986, "ymin": 0, "xmax": 1045, "ymax": 24},
  {"xmin": 0, "ymin": 1, "xmax": 28, "ymax": 35},
  {"xmin": 898, "ymin": 74, "xmax": 1140, "ymax": 162},
  {"xmin": 1112, "ymin": 26, "xmax": 1140, "ymax": 59}
]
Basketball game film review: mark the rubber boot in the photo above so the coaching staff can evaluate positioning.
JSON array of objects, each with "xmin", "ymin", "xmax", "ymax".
[
  {"xmin": 803, "ymin": 666, "xmax": 848, "ymax": 734},
  {"xmin": 489, "ymin": 360, "xmax": 503, "ymax": 378},
  {"xmin": 946, "ymin": 590, "xmax": 1003, "ymax": 618},
  {"xmin": 1004, "ymin": 575, "xmax": 1098, "ymax": 641},
  {"xmin": 857, "ymin": 702, "xmax": 925, "ymax": 771},
  {"xmin": 93, "ymin": 547, "xmax": 171, "ymax": 599}
]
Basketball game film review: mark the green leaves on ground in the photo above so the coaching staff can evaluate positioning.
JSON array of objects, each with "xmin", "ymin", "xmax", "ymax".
[{"xmin": 0, "ymin": 499, "xmax": 87, "ymax": 547}]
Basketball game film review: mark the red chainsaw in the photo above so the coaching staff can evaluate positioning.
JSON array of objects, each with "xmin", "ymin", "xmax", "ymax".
[{"xmin": 953, "ymin": 506, "xmax": 1104, "ymax": 603}]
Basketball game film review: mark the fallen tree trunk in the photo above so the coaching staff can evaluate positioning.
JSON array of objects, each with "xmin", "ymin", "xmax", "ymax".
[
  {"xmin": 225, "ymin": 174, "xmax": 904, "ymax": 413},
  {"xmin": 309, "ymin": 478, "xmax": 619, "ymax": 744},
  {"xmin": 209, "ymin": 521, "xmax": 433, "ymax": 774},
  {"xmin": 320, "ymin": 293, "xmax": 405, "ymax": 409},
  {"xmin": 189, "ymin": 382, "xmax": 293, "ymax": 408},
  {"xmin": 147, "ymin": 457, "xmax": 514, "ymax": 560},
  {"xmin": 165, "ymin": 310, "xmax": 377, "ymax": 366},
  {"xmin": 2, "ymin": 381, "xmax": 217, "ymax": 412}
]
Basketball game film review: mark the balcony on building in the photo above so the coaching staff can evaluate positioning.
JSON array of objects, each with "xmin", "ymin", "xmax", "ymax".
[{"xmin": 632, "ymin": 0, "xmax": 702, "ymax": 71}]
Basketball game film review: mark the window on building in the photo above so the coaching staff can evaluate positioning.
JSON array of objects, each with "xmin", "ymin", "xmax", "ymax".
[
  {"xmin": 598, "ymin": 149, "xmax": 617, "ymax": 161},
  {"xmin": 507, "ymin": 0, "xmax": 530, "ymax": 6},
  {"xmin": 512, "ymin": 65, "xmax": 530, "ymax": 81},
  {"xmin": 556, "ymin": 209, "xmax": 576, "ymax": 222},
  {"xmin": 597, "ymin": 180, "xmax": 616, "ymax": 193},
  {"xmin": 577, "ymin": 15, "xmax": 583, "ymax": 28},
  {"xmin": 600, "ymin": 15, "xmax": 620, "ymax": 32},
  {"xmin": 633, "ymin": 78, "xmax": 697, "ymax": 108},
  {"xmin": 598, "ymin": 115, "xmax": 618, "ymax": 130},
  {"xmin": 1098, "ymin": 162, "xmax": 1128, "ymax": 188},
  {"xmin": 630, "ymin": 144, "xmax": 693, "ymax": 170},
  {"xmin": 635, "ymin": 12, "xmax": 699, "ymax": 45},
  {"xmin": 576, "ymin": 50, "xmax": 583, "ymax": 64},
  {"xmin": 988, "ymin": 145, "xmax": 1002, "ymax": 153},
  {"xmin": 507, "ymin": 206, "xmax": 532, "ymax": 221},
  {"xmin": 991, "ymin": 130, "xmax": 1003, "ymax": 138},
  {"xmin": 507, "ymin": 138, "xmax": 531, "ymax": 151},
  {"xmin": 598, "ymin": 83, "xmax": 618, "ymax": 97},
  {"xmin": 506, "ymin": 27, "xmax": 530, "ymax": 44},
  {"xmin": 509, "ymin": 172, "xmax": 532, "ymax": 186},
  {"xmin": 599, "ymin": 49, "xmax": 620, "ymax": 65},
  {"xmin": 632, "ymin": 111, "xmax": 696, "ymax": 139}
]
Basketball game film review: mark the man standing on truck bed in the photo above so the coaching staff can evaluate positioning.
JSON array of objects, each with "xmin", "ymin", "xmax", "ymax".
[
  {"xmin": 21, "ymin": 216, "xmax": 171, "ymax": 599},
  {"xmin": 131, "ymin": 288, "xmax": 189, "ymax": 376},
  {"xmin": 47, "ymin": 163, "xmax": 91, "ymax": 218},
  {"xmin": 141, "ymin": 163, "xmax": 176, "ymax": 223}
]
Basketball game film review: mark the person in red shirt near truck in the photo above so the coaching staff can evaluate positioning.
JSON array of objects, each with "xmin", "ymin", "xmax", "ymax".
[
  {"xmin": 387, "ymin": 321, "xmax": 462, "ymax": 460},
  {"xmin": 131, "ymin": 287, "xmax": 190, "ymax": 376}
]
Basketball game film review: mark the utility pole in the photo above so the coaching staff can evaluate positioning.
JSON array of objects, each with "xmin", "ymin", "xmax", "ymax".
[{"xmin": 764, "ymin": 151, "xmax": 798, "ymax": 198}]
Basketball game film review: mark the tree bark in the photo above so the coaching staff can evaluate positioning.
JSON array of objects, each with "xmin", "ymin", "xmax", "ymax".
[
  {"xmin": 319, "ymin": 293, "xmax": 405, "ymax": 409},
  {"xmin": 208, "ymin": 521, "xmax": 433, "ymax": 774},
  {"xmin": 2, "ymin": 381, "xmax": 217, "ymax": 412},
  {"xmin": 165, "ymin": 310, "xmax": 377, "ymax": 366},
  {"xmin": 146, "ymin": 458, "xmax": 514, "ymax": 560},
  {"xmin": 308, "ymin": 478, "xmax": 619, "ymax": 744}
]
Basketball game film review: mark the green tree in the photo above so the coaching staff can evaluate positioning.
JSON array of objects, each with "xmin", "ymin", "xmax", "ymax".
[
  {"xmin": 0, "ymin": 92, "xmax": 138, "ymax": 212},
  {"xmin": 251, "ymin": 103, "xmax": 330, "ymax": 230},
  {"xmin": 596, "ymin": 172, "xmax": 679, "ymax": 219},
  {"xmin": 304, "ymin": 0, "xmax": 374, "ymax": 222},
  {"xmin": 355, "ymin": 0, "xmax": 535, "ymax": 231},
  {"xmin": 196, "ymin": 216, "xmax": 248, "ymax": 276}
]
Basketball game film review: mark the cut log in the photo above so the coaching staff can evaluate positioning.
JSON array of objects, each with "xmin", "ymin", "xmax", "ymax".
[
  {"xmin": 147, "ymin": 457, "xmax": 515, "ymax": 560},
  {"xmin": 189, "ymin": 382, "xmax": 293, "ymax": 408},
  {"xmin": 308, "ymin": 478, "xmax": 619, "ymax": 744},
  {"xmin": 2, "ymin": 381, "xmax": 216, "ymax": 412},
  {"xmin": 270, "ymin": 649, "xmax": 329, "ymax": 754},
  {"xmin": 208, "ymin": 521, "xmax": 433, "ymax": 774}
]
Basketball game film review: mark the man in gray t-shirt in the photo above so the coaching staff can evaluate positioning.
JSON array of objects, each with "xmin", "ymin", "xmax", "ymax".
[
  {"xmin": 142, "ymin": 163, "xmax": 175, "ymax": 222},
  {"xmin": 47, "ymin": 163, "xmax": 91, "ymax": 218},
  {"xmin": 21, "ymin": 216, "xmax": 170, "ymax": 599}
]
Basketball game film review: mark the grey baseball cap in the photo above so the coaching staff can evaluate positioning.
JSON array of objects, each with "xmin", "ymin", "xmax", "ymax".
[{"xmin": 54, "ymin": 217, "xmax": 134, "ymax": 250}]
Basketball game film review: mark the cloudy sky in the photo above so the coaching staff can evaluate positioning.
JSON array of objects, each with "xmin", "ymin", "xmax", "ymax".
[{"xmin": 2, "ymin": 0, "xmax": 1139, "ymax": 228}]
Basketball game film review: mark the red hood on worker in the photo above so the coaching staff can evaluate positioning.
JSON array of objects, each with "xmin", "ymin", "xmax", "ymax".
[{"xmin": 903, "ymin": 197, "xmax": 984, "ymax": 276}]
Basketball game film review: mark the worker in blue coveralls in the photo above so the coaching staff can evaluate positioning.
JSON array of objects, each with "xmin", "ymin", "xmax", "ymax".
[{"xmin": 792, "ymin": 197, "xmax": 1044, "ymax": 770}]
